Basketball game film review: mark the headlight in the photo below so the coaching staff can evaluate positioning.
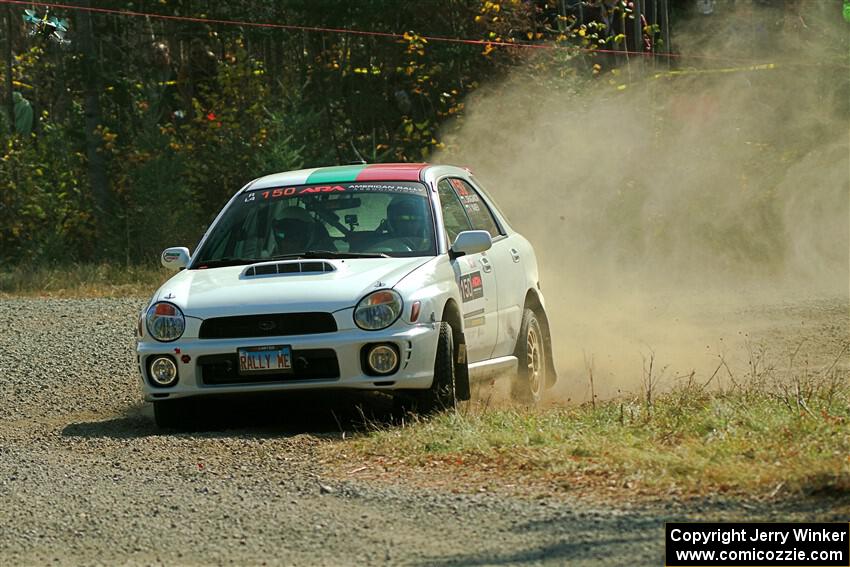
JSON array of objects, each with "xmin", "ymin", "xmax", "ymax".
[
  {"xmin": 354, "ymin": 290, "xmax": 403, "ymax": 330},
  {"xmin": 145, "ymin": 302, "xmax": 185, "ymax": 342}
]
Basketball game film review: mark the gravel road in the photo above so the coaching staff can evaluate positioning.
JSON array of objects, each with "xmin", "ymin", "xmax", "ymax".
[{"xmin": 0, "ymin": 298, "xmax": 846, "ymax": 566}]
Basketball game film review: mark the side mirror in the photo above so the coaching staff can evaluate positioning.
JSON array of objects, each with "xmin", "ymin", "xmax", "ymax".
[
  {"xmin": 161, "ymin": 247, "xmax": 190, "ymax": 270},
  {"xmin": 451, "ymin": 230, "xmax": 492, "ymax": 257}
]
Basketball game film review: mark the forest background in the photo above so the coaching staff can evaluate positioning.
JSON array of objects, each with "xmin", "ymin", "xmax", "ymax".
[{"xmin": 0, "ymin": 0, "xmax": 846, "ymax": 271}]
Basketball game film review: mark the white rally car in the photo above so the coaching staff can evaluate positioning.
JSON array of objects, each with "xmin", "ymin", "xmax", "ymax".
[{"xmin": 137, "ymin": 163, "xmax": 555, "ymax": 428}]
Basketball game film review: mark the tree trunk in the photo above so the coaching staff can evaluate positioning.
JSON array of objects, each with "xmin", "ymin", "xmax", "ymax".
[{"xmin": 78, "ymin": 0, "xmax": 111, "ymax": 238}]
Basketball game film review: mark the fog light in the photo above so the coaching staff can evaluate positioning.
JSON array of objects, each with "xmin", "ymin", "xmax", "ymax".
[
  {"xmin": 367, "ymin": 345, "xmax": 399, "ymax": 375},
  {"xmin": 149, "ymin": 356, "xmax": 178, "ymax": 387}
]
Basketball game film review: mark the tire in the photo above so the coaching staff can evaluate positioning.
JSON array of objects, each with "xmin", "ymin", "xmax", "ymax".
[
  {"xmin": 510, "ymin": 308, "xmax": 547, "ymax": 404},
  {"xmin": 407, "ymin": 322, "xmax": 457, "ymax": 414},
  {"xmin": 153, "ymin": 398, "xmax": 196, "ymax": 430}
]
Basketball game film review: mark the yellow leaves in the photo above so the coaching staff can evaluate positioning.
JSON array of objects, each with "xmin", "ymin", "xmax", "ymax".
[
  {"xmin": 482, "ymin": 43, "xmax": 494, "ymax": 56},
  {"xmin": 447, "ymin": 102, "xmax": 465, "ymax": 115},
  {"xmin": 353, "ymin": 66, "xmax": 382, "ymax": 75}
]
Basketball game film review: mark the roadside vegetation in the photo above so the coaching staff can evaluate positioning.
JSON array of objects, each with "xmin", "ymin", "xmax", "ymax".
[
  {"xmin": 330, "ymin": 362, "xmax": 850, "ymax": 501},
  {"xmin": 0, "ymin": 262, "xmax": 165, "ymax": 298}
]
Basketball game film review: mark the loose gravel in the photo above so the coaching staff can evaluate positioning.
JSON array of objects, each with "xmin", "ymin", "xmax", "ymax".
[{"xmin": 0, "ymin": 298, "xmax": 845, "ymax": 566}]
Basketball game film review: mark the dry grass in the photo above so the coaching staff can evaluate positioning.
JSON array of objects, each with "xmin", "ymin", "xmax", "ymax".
[
  {"xmin": 327, "ymin": 361, "xmax": 850, "ymax": 501},
  {"xmin": 0, "ymin": 263, "xmax": 168, "ymax": 298}
]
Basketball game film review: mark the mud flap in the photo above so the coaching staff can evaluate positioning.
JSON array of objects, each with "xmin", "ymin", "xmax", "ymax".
[{"xmin": 454, "ymin": 331, "xmax": 471, "ymax": 401}]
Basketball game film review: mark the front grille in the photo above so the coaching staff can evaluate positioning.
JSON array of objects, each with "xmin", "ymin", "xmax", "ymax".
[
  {"xmin": 199, "ymin": 313, "xmax": 337, "ymax": 339},
  {"xmin": 198, "ymin": 349, "xmax": 340, "ymax": 385}
]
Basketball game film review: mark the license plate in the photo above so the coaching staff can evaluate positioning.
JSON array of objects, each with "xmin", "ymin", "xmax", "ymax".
[{"xmin": 237, "ymin": 345, "xmax": 292, "ymax": 375}]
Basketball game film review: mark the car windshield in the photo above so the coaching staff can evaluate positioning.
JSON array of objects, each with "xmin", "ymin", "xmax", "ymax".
[{"xmin": 192, "ymin": 181, "xmax": 437, "ymax": 267}]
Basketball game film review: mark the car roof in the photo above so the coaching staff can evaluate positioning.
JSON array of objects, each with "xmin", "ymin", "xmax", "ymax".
[{"xmin": 249, "ymin": 163, "xmax": 439, "ymax": 190}]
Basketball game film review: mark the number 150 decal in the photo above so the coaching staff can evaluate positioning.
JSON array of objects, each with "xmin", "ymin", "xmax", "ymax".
[{"xmin": 459, "ymin": 271, "xmax": 484, "ymax": 303}]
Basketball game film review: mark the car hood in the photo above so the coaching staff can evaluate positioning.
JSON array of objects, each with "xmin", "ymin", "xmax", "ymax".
[{"xmin": 154, "ymin": 257, "xmax": 431, "ymax": 318}]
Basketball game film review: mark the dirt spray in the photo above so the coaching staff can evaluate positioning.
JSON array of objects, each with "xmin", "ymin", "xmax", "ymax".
[{"xmin": 437, "ymin": 2, "xmax": 850, "ymax": 401}]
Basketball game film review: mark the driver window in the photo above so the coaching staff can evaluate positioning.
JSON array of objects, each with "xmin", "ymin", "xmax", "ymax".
[{"xmin": 437, "ymin": 179, "xmax": 473, "ymax": 246}]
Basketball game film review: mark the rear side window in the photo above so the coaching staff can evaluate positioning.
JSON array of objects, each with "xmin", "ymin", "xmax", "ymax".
[
  {"xmin": 437, "ymin": 179, "xmax": 473, "ymax": 245},
  {"xmin": 447, "ymin": 178, "xmax": 501, "ymax": 238}
]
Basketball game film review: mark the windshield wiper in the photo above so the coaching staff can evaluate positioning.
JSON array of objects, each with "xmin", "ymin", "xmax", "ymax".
[
  {"xmin": 192, "ymin": 257, "xmax": 259, "ymax": 269},
  {"xmin": 269, "ymin": 250, "xmax": 389, "ymax": 260}
]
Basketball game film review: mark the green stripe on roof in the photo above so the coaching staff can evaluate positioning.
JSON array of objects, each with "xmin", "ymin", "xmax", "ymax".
[{"xmin": 305, "ymin": 164, "xmax": 367, "ymax": 184}]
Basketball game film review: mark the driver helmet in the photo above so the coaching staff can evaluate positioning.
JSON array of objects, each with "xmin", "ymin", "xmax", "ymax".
[
  {"xmin": 271, "ymin": 206, "xmax": 316, "ymax": 253},
  {"xmin": 386, "ymin": 195, "xmax": 427, "ymax": 238}
]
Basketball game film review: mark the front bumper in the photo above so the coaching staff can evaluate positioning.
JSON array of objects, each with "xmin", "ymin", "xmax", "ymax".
[{"xmin": 136, "ymin": 315, "xmax": 440, "ymax": 401}]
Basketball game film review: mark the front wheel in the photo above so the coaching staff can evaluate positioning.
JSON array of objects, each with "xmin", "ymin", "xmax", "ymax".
[
  {"xmin": 510, "ymin": 308, "xmax": 547, "ymax": 404},
  {"xmin": 403, "ymin": 322, "xmax": 457, "ymax": 414}
]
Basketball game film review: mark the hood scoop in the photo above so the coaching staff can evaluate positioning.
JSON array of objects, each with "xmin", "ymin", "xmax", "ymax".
[{"xmin": 244, "ymin": 260, "xmax": 336, "ymax": 277}]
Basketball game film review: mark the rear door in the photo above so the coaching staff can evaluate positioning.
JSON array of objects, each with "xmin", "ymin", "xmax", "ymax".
[{"xmin": 437, "ymin": 179, "xmax": 498, "ymax": 362}]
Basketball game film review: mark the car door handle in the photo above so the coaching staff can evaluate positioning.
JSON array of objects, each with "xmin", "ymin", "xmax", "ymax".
[
  {"xmin": 479, "ymin": 257, "xmax": 492, "ymax": 273},
  {"xmin": 510, "ymin": 248, "xmax": 521, "ymax": 263}
]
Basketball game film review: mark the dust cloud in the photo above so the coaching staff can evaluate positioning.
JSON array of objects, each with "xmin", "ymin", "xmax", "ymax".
[{"xmin": 438, "ymin": 2, "xmax": 849, "ymax": 401}]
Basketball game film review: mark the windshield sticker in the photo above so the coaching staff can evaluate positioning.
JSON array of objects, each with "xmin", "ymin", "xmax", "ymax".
[
  {"xmin": 246, "ymin": 181, "xmax": 426, "ymax": 202},
  {"xmin": 459, "ymin": 271, "xmax": 484, "ymax": 303},
  {"xmin": 346, "ymin": 183, "xmax": 426, "ymax": 195}
]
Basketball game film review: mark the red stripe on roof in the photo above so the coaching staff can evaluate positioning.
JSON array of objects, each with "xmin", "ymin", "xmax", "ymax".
[{"xmin": 354, "ymin": 163, "xmax": 427, "ymax": 182}]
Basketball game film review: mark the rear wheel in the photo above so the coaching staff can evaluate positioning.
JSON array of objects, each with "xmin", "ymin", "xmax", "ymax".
[
  {"xmin": 511, "ymin": 308, "xmax": 546, "ymax": 404},
  {"xmin": 401, "ymin": 322, "xmax": 457, "ymax": 415}
]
